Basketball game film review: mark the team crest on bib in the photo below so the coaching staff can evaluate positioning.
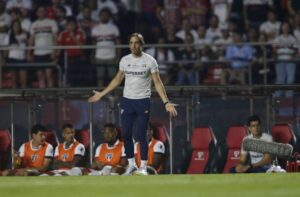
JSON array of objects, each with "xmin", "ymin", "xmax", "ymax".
[
  {"xmin": 62, "ymin": 154, "xmax": 69, "ymax": 161},
  {"xmin": 31, "ymin": 154, "xmax": 38, "ymax": 162},
  {"xmin": 105, "ymin": 153, "xmax": 113, "ymax": 161}
]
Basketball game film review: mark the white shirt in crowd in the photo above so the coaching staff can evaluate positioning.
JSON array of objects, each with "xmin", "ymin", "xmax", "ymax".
[
  {"xmin": 274, "ymin": 34, "xmax": 298, "ymax": 60},
  {"xmin": 3, "ymin": 32, "xmax": 28, "ymax": 60},
  {"xmin": 145, "ymin": 48, "xmax": 174, "ymax": 75},
  {"xmin": 119, "ymin": 52, "xmax": 159, "ymax": 99},
  {"xmin": 175, "ymin": 29, "xmax": 198, "ymax": 44},
  {"xmin": 210, "ymin": 0, "xmax": 233, "ymax": 24},
  {"xmin": 92, "ymin": 22, "xmax": 120, "ymax": 59},
  {"xmin": 6, "ymin": 0, "xmax": 32, "ymax": 11},
  {"xmin": 241, "ymin": 133, "xmax": 273, "ymax": 164},
  {"xmin": 259, "ymin": 21, "xmax": 281, "ymax": 35},
  {"xmin": 0, "ymin": 12, "xmax": 11, "ymax": 46},
  {"xmin": 30, "ymin": 18, "xmax": 58, "ymax": 56}
]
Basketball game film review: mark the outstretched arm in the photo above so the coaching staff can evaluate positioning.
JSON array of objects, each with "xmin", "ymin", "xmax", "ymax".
[
  {"xmin": 88, "ymin": 70, "xmax": 125, "ymax": 102},
  {"xmin": 151, "ymin": 72, "xmax": 177, "ymax": 117}
]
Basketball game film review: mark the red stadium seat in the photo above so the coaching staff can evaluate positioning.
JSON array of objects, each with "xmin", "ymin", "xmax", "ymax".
[
  {"xmin": 75, "ymin": 129, "xmax": 90, "ymax": 149},
  {"xmin": 44, "ymin": 130, "xmax": 59, "ymax": 148},
  {"xmin": 186, "ymin": 126, "xmax": 217, "ymax": 174},
  {"xmin": 202, "ymin": 64, "xmax": 225, "ymax": 84},
  {"xmin": 0, "ymin": 129, "xmax": 11, "ymax": 170},
  {"xmin": 271, "ymin": 123, "xmax": 296, "ymax": 144},
  {"xmin": 153, "ymin": 125, "xmax": 168, "ymax": 144},
  {"xmin": 222, "ymin": 125, "xmax": 248, "ymax": 173},
  {"xmin": 271, "ymin": 123, "xmax": 297, "ymax": 170}
]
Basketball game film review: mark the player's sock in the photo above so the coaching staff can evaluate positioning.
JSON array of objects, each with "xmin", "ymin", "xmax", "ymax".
[
  {"xmin": 140, "ymin": 160, "xmax": 148, "ymax": 169},
  {"xmin": 128, "ymin": 158, "xmax": 136, "ymax": 168}
]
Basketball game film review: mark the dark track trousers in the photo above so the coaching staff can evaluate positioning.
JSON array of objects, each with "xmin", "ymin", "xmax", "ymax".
[{"xmin": 120, "ymin": 97, "xmax": 150, "ymax": 160}]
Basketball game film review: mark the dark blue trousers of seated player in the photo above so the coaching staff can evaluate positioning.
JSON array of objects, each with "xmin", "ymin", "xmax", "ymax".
[
  {"xmin": 120, "ymin": 97, "xmax": 150, "ymax": 165},
  {"xmin": 230, "ymin": 165, "xmax": 272, "ymax": 173}
]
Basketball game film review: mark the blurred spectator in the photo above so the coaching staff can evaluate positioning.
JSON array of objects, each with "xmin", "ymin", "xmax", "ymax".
[
  {"xmin": 243, "ymin": 0, "xmax": 274, "ymax": 30},
  {"xmin": 206, "ymin": 15, "xmax": 222, "ymax": 42},
  {"xmin": 77, "ymin": 5, "xmax": 97, "ymax": 59},
  {"xmin": 179, "ymin": 0, "xmax": 209, "ymax": 28},
  {"xmin": 246, "ymin": 27, "xmax": 258, "ymax": 43},
  {"xmin": 85, "ymin": 0, "xmax": 99, "ymax": 22},
  {"xmin": 287, "ymin": 0, "xmax": 300, "ymax": 16},
  {"xmin": 175, "ymin": 18, "xmax": 198, "ymax": 44},
  {"xmin": 28, "ymin": 6, "xmax": 58, "ymax": 88},
  {"xmin": 228, "ymin": 18, "xmax": 238, "ymax": 38},
  {"xmin": 3, "ymin": 19, "xmax": 28, "ymax": 88},
  {"xmin": 210, "ymin": 0, "xmax": 232, "ymax": 29},
  {"xmin": 97, "ymin": 0, "xmax": 118, "ymax": 20},
  {"xmin": 165, "ymin": 23, "xmax": 183, "ymax": 48},
  {"xmin": 213, "ymin": 27, "xmax": 233, "ymax": 60},
  {"xmin": 6, "ymin": 0, "xmax": 32, "ymax": 18},
  {"xmin": 175, "ymin": 32, "xmax": 199, "ymax": 85},
  {"xmin": 251, "ymin": 33, "xmax": 273, "ymax": 84},
  {"xmin": 195, "ymin": 25, "xmax": 212, "ymax": 61},
  {"xmin": 293, "ymin": 12, "xmax": 300, "ymax": 56},
  {"xmin": 259, "ymin": 9, "xmax": 281, "ymax": 38},
  {"xmin": 55, "ymin": 5, "xmax": 67, "ymax": 32},
  {"xmin": 145, "ymin": 37, "xmax": 175, "ymax": 85},
  {"xmin": 57, "ymin": 18, "xmax": 86, "ymax": 86},
  {"xmin": 0, "ymin": 1, "xmax": 11, "ymax": 46},
  {"xmin": 91, "ymin": 8, "xmax": 120, "ymax": 86},
  {"xmin": 221, "ymin": 31, "xmax": 254, "ymax": 84},
  {"xmin": 10, "ymin": 8, "xmax": 31, "ymax": 34},
  {"xmin": 46, "ymin": 0, "xmax": 72, "ymax": 19},
  {"xmin": 273, "ymin": 22, "xmax": 297, "ymax": 98},
  {"xmin": 163, "ymin": 0, "xmax": 180, "ymax": 29}
]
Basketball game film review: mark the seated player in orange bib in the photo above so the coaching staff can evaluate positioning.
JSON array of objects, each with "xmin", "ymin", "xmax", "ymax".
[
  {"xmin": 87, "ymin": 123, "xmax": 127, "ymax": 175},
  {"xmin": 1, "ymin": 124, "xmax": 53, "ymax": 176},
  {"xmin": 134, "ymin": 124, "xmax": 165, "ymax": 174},
  {"xmin": 40, "ymin": 124, "xmax": 85, "ymax": 176}
]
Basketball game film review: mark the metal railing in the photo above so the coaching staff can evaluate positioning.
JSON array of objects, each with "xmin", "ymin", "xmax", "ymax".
[{"xmin": 1, "ymin": 42, "xmax": 299, "ymax": 88}]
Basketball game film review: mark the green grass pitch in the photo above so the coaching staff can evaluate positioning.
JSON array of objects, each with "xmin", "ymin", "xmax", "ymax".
[{"xmin": 1, "ymin": 173, "xmax": 300, "ymax": 197}]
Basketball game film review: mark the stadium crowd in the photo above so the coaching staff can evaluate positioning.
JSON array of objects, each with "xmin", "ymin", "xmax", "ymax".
[{"xmin": 0, "ymin": 0, "xmax": 300, "ymax": 96}]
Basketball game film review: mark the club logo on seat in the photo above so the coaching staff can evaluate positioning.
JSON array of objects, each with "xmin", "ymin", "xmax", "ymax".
[
  {"xmin": 231, "ymin": 151, "xmax": 240, "ymax": 159},
  {"xmin": 195, "ymin": 151, "xmax": 204, "ymax": 160}
]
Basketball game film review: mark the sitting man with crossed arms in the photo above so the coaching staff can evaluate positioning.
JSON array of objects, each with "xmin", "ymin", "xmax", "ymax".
[
  {"xmin": 40, "ymin": 124, "xmax": 85, "ymax": 176},
  {"xmin": 87, "ymin": 123, "xmax": 127, "ymax": 175},
  {"xmin": 134, "ymin": 124, "xmax": 165, "ymax": 174},
  {"xmin": 1, "ymin": 124, "xmax": 53, "ymax": 176}
]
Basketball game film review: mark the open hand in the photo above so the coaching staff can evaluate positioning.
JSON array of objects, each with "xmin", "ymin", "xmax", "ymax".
[
  {"xmin": 88, "ymin": 90, "xmax": 103, "ymax": 103},
  {"xmin": 165, "ymin": 102, "xmax": 178, "ymax": 117}
]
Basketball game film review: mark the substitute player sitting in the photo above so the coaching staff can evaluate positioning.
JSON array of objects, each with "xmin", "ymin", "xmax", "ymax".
[
  {"xmin": 88, "ymin": 123, "xmax": 127, "ymax": 175},
  {"xmin": 41, "ymin": 124, "xmax": 85, "ymax": 176},
  {"xmin": 1, "ymin": 124, "xmax": 53, "ymax": 176},
  {"xmin": 134, "ymin": 124, "xmax": 165, "ymax": 174},
  {"xmin": 231, "ymin": 115, "xmax": 273, "ymax": 173}
]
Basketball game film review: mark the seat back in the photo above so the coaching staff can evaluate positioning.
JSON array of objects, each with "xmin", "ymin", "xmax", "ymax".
[
  {"xmin": 0, "ymin": 129, "xmax": 11, "ymax": 170},
  {"xmin": 44, "ymin": 131, "xmax": 59, "ymax": 148},
  {"xmin": 75, "ymin": 129, "xmax": 90, "ymax": 149},
  {"xmin": 271, "ymin": 123, "xmax": 297, "ymax": 169},
  {"xmin": 222, "ymin": 125, "xmax": 248, "ymax": 173},
  {"xmin": 202, "ymin": 64, "xmax": 225, "ymax": 84},
  {"xmin": 186, "ymin": 126, "xmax": 216, "ymax": 174},
  {"xmin": 271, "ymin": 123, "xmax": 296, "ymax": 144},
  {"xmin": 153, "ymin": 125, "xmax": 168, "ymax": 144}
]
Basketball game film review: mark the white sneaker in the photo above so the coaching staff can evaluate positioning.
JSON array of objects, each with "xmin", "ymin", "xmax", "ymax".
[
  {"xmin": 123, "ymin": 165, "xmax": 137, "ymax": 176},
  {"xmin": 135, "ymin": 167, "xmax": 148, "ymax": 175}
]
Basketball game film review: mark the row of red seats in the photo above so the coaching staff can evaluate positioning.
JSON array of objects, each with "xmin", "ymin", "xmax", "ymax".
[
  {"xmin": 0, "ymin": 124, "xmax": 297, "ymax": 172},
  {"xmin": 186, "ymin": 123, "xmax": 297, "ymax": 174}
]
